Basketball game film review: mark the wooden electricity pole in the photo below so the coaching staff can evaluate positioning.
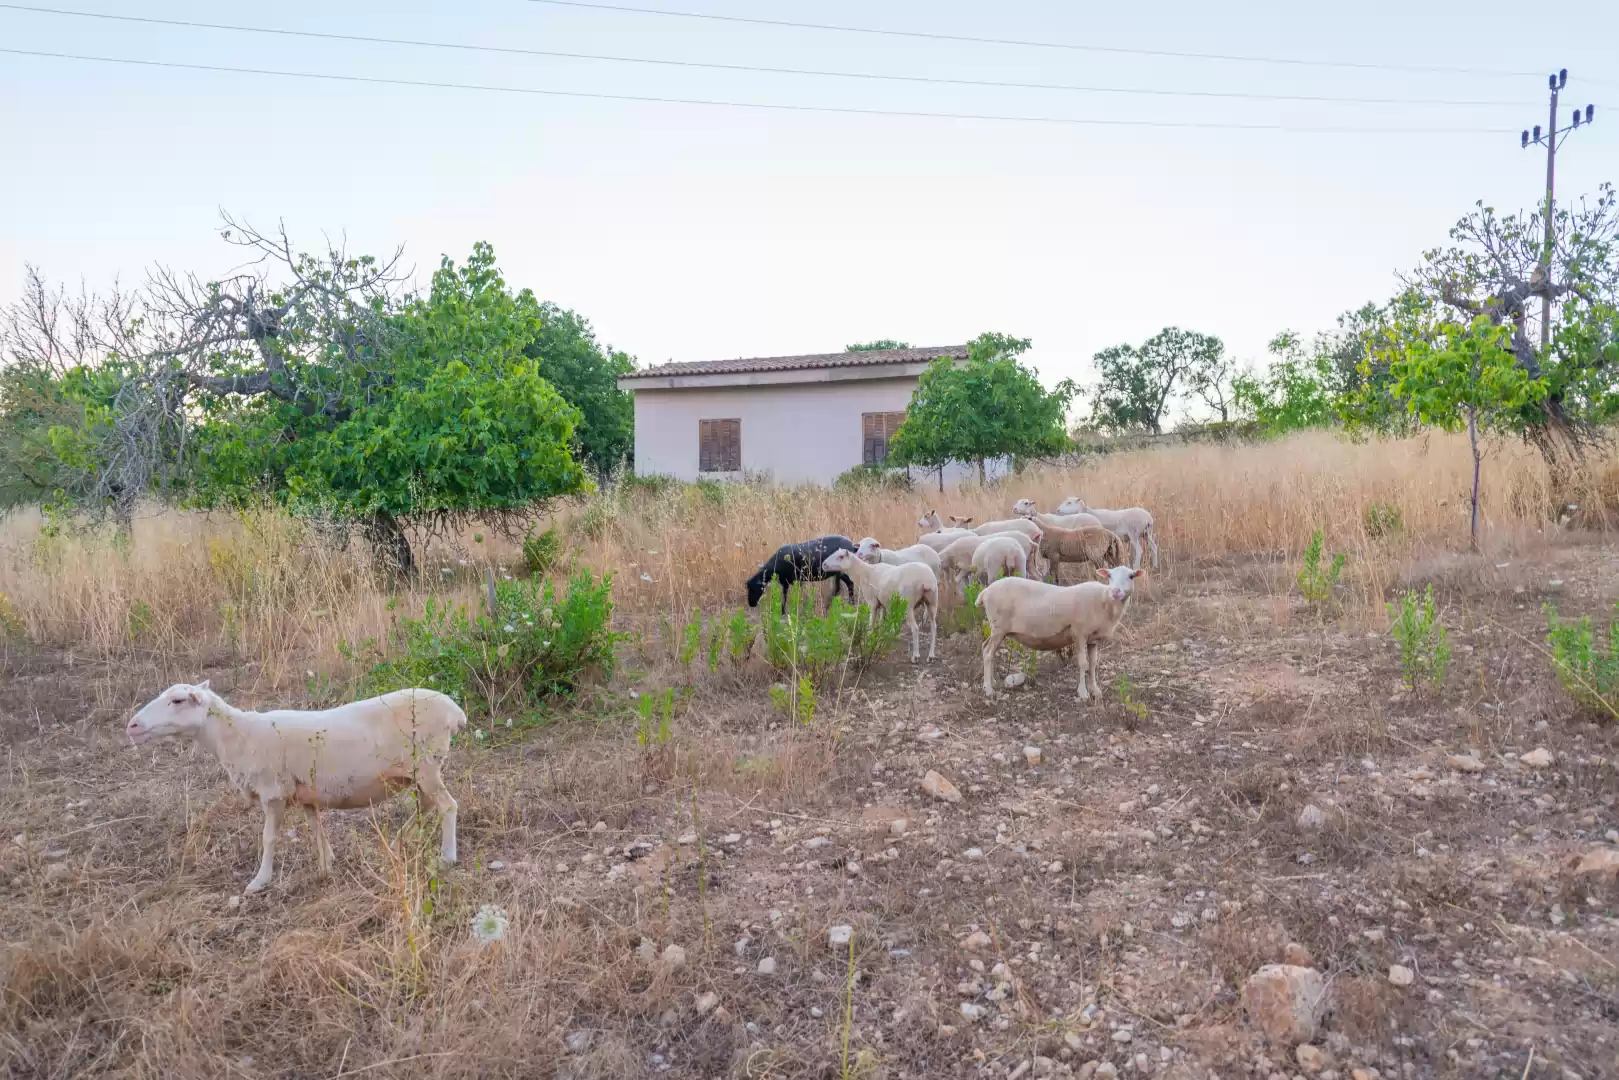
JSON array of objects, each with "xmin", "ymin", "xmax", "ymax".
[{"xmin": 1521, "ymin": 70, "xmax": 1596, "ymax": 350}]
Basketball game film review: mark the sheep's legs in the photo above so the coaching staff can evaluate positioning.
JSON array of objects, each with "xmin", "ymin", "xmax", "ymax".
[
  {"xmin": 1074, "ymin": 643, "xmax": 1091, "ymax": 702},
  {"xmin": 1086, "ymin": 642, "xmax": 1104, "ymax": 699},
  {"xmin": 906, "ymin": 608, "xmax": 921, "ymax": 662},
  {"xmin": 305, "ymin": 805, "xmax": 333, "ymax": 875},
  {"xmin": 981, "ymin": 630, "xmax": 1006, "ymax": 697},
  {"xmin": 246, "ymin": 797, "xmax": 284, "ymax": 894},
  {"xmin": 418, "ymin": 762, "xmax": 459, "ymax": 865},
  {"xmin": 1128, "ymin": 533, "xmax": 1144, "ymax": 570},
  {"xmin": 926, "ymin": 602, "xmax": 938, "ymax": 662},
  {"xmin": 1147, "ymin": 528, "xmax": 1161, "ymax": 570}
]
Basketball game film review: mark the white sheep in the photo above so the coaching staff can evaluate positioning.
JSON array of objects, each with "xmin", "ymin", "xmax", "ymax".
[
  {"xmin": 854, "ymin": 536, "xmax": 943, "ymax": 576},
  {"xmin": 1056, "ymin": 498, "xmax": 1159, "ymax": 570},
  {"xmin": 972, "ymin": 517, "xmax": 1043, "ymax": 541},
  {"xmin": 969, "ymin": 534, "xmax": 1028, "ymax": 587},
  {"xmin": 939, "ymin": 531, "xmax": 1044, "ymax": 591},
  {"xmin": 1011, "ymin": 498, "xmax": 1104, "ymax": 531},
  {"xmin": 914, "ymin": 509, "xmax": 974, "ymax": 552},
  {"xmin": 126, "ymin": 681, "xmax": 466, "ymax": 894},
  {"xmin": 976, "ymin": 565, "xmax": 1145, "ymax": 701},
  {"xmin": 821, "ymin": 547, "xmax": 939, "ymax": 663}
]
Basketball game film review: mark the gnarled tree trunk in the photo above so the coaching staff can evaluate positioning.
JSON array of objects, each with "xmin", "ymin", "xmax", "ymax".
[{"xmin": 363, "ymin": 509, "xmax": 414, "ymax": 578}]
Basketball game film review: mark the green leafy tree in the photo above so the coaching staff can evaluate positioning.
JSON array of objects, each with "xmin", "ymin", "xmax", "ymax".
[
  {"xmin": 845, "ymin": 339, "xmax": 910, "ymax": 351},
  {"xmin": 1089, "ymin": 327, "xmax": 1224, "ymax": 434},
  {"xmin": 523, "ymin": 303, "xmax": 635, "ymax": 477},
  {"xmin": 1358, "ymin": 310, "xmax": 1547, "ymax": 549},
  {"xmin": 1404, "ymin": 184, "xmax": 1619, "ymax": 500},
  {"xmin": 41, "ymin": 219, "xmax": 591, "ymax": 573},
  {"xmin": 1230, "ymin": 331, "xmax": 1338, "ymax": 435},
  {"xmin": 888, "ymin": 332, "xmax": 1074, "ymax": 482}
]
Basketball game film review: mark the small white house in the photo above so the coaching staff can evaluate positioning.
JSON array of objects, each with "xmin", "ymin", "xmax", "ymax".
[{"xmin": 617, "ymin": 345, "xmax": 1007, "ymax": 488}]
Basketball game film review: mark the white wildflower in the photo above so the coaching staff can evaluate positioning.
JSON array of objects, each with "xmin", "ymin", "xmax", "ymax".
[
  {"xmin": 503, "ymin": 624, "xmax": 515, "ymax": 633},
  {"xmin": 440, "ymin": 567, "xmax": 453, "ymax": 576},
  {"xmin": 470, "ymin": 903, "xmax": 509, "ymax": 947},
  {"xmin": 504, "ymin": 718, "xmax": 513, "ymax": 728},
  {"xmin": 457, "ymin": 559, "xmax": 469, "ymax": 567},
  {"xmin": 639, "ymin": 573, "xmax": 653, "ymax": 584},
  {"xmin": 474, "ymin": 729, "xmax": 487, "ymax": 740},
  {"xmin": 306, "ymin": 670, "xmax": 315, "ymax": 679}
]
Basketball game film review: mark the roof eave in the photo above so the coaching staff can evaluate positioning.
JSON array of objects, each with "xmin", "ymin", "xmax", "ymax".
[{"xmin": 618, "ymin": 360, "xmax": 944, "ymax": 391}]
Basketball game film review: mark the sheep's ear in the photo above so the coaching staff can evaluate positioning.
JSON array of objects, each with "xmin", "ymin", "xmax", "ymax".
[
  {"xmin": 1131, "ymin": 569, "xmax": 1146, "ymax": 580},
  {"xmin": 196, "ymin": 679, "xmax": 210, "ymax": 690},
  {"xmin": 1096, "ymin": 569, "xmax": 1109, "ymax": 582}
]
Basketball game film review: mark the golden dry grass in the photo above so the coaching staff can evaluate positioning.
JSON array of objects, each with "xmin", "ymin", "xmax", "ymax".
[{"xmin": 1, "ymin": 430, "xmax": 1610, "ymax": 679}]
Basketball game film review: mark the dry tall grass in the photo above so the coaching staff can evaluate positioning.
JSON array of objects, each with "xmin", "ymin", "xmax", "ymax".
[{"xmin": 1, "ymin": 431, "xmax": 1611, "ymax": 685}]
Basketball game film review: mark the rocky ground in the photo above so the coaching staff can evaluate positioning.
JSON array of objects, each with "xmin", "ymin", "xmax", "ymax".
[{"xmin": 2, "ymin": 544, "xmax": 1617, "ymax": 1079}]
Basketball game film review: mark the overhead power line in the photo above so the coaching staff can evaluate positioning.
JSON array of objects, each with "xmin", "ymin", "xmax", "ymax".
[
  {"xmin": 527, "ymin": 0, "xmax": 1596, "ymax": 82},
  {"xmin": 0, "ymin": 3, "xmax": 1559, "ymax": 108},
  {"xmin": 0, "ymin": 46, "xmax": 1525, "ymax": 134}
]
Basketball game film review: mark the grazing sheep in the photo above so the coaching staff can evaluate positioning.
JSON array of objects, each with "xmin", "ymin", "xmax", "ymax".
[
  {"xmin": 977, "ymin": 565, "xmax": 1145, "ymax": 701},
  {"xmin": 969, "ymin": 534, "xmax": 1028, "ymax": 587},
  {"xmin": 915, "ymin": 528, "xmax": 974, "ymax": 553},
  {"xmin": 746, "ymin": 535, "xmax": 857, "ymax": 612},
  {"xmin": 972, "ymin": 517, "xmax": 1043, "ymax": 542},
  {"xmin": 1011, "ymin": 498, "xmax": 1104, "ymax": 531},
  {"xmin": 940, "ymin": 531, "xmax": 1044, "ymax": 592},
  {"xmin": 854, "ymin": 536, "xmax": 943, "ymax": 576},
  {"xmin": 1056, "ymin": 498, "xmax": 1159, "ymax": 570},
  {"xmin": 126, "ymin": 681, "xmax": 466, "ymax": 894},
  {"xmin": 821, "ymin": 547, "xmax": 939, "ymax": 662},
  {"xmin": 1035, "ymin": 522, "xmax": 1124, "ymax": 582}
]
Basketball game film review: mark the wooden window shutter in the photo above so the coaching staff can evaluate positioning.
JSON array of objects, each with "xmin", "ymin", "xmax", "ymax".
[
  {"xmin": 699, "ymin": 418, "xmax": 741, "ymax": 472},
  {"xmin": 862, "ymin": 411, "xmax": 905, "ymax": 465}
]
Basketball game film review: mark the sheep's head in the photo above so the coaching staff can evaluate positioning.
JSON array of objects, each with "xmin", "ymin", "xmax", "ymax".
[
  {"xmin": 821, "ymin": 548, "xmax": 856, "ymax": 574},
  {"xmin": 948, "ymin": 515, "xmax": 974, "ymax": 527},
  {"xmin": 1056, "ymin": 496, "xmax": 1086, "ymax": 516},
  {"xmin": 917, "ymin": 509, "xmax": 942, "ymax": 530},
  {"xmin": 127, "ymin": 681, "xmax": 213, "ymax": 745},
  {"xmin": 1096, "ymin": 565, "xmax": 1144, "ymax": 603},
  {"xmin": 745, "ymin": 574, "xmax": 766, "ymax": 608},
  {"xmin": 1011, "ymin": 499, "xmax": 1038, "ymax": 518},
  {"xmin": 855, "ymin": 537, "xmax": 883, "ymax": 563}
]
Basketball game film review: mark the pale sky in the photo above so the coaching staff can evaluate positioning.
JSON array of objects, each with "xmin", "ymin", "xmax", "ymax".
[{"xmin": 2, "ymin": 1, "xmax": 1616, "ymax": 402}]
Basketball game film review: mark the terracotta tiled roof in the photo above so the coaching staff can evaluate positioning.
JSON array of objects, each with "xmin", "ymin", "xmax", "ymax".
[{"xmin": 620, "ymin": 345, "xmax": 968, "ymax": 380}]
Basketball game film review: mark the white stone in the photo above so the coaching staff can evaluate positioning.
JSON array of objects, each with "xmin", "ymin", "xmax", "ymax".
[{"xmin": 829, "ymin": 924, "xmax": 854, "ymax": 949}]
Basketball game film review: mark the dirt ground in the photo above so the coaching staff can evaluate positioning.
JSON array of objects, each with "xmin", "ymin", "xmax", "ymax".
[{"xmin": 3, "ymin": 542, "xmax": 1618, "ymax": 1079}]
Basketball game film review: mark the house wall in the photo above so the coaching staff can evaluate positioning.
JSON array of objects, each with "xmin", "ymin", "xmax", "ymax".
[{"xmin": 630, "ymin": 379, "xmax": 1005, "ymax": 488}]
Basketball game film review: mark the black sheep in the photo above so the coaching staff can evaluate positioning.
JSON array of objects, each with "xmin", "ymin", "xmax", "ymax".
[{"xmin": 746, "ymin": 535, "xmax": 858, "ymax": 612}]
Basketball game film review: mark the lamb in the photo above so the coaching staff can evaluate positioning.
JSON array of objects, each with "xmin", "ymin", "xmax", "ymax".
[
  {"xmin": 939, "ymin": 531, "xmax": 1042, "ymax": 592},
  {"xmin": 976, "ymin": 565, "xmax": 1145, "ymax": 701},
  {"xmin": 1056, "ymin": 498, "xmax": 1159, "ymax": 570},
  {"xmin": 821, "ymin": 547, "xmax": 939, "ymax": 662},
  {"xmin": 1035, "ymin": 522, "xmax": 1124, "ymax": 582},
  {"xmin": 126, "ymin": 681, "xmax": 466, "ymax": 894},
  {"xmin": 854, "ymin": 536, "xmax": 943, "ymax": 576},
  {"xmin": 746, "ymin": 535, "xmax": 858, "ymax": 612},
  {"xmin": 969, "ymin": 534, "xmax": 1028, "ymax": 587},
  {"xmin": 914, "ymin": 509, "xmax": 974, "ymax": 552}
]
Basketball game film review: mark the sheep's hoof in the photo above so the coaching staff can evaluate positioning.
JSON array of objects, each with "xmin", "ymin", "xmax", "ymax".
[{"xmin": 244, "ymin": 877, "xmax": 269, "ymax": 894}]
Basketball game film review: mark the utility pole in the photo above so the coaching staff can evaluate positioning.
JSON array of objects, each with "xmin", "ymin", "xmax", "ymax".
[{"xmin": 1521, "ymin": 70, "xmax": 1595, "ymax": 350}]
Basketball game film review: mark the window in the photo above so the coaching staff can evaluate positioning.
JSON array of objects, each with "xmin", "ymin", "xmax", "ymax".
[
  {"xmin": 862, "ymin": 411, "xmax": 906, "ymax": 466},
  {"xmin": 698, "ymin": 418, "xmax": 741, "ymax": 472}
]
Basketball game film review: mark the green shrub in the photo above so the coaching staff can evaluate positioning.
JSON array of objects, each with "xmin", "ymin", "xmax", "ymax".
[
  {"xmin": 758, "ymin": 582, "xmax": 905, "ymax": 678},
  {"xmin": 1545, "ymin": 601, "xmax": 1619, "ymax": 717},
  {"xmin": 1114, "ymin": 673, "xmax": 1148, "ymax": 727},
  {"xmin": 521, "ymin": 527, "xmax": 563, "ymax": 577},
  {"xmin": 942, "ymin": 580, "xmax": 986, "ymax": 636},
  {"xmin": 1387, "ymin": 584, "xmax": 1449, "ymax": 691},
  {"xmin": 833, "ymin": 463, "xmax": 913, "ymax": 493},
  {"xmin": 769, "ymin": 675, "xmax": 817, "ymax": 725},
  {"xmin": 1296, "ymin": 529, "xmax": 1346, "ymax": 604},
  {"xmin": 1363, "ymin": 502, "xmax": 1404, "ymax": 539},
  {"xmin": 356, "ymin": 569, "xmax": 625, "ymax": 723},
  {"xmin": 727, "ymin": 606, "xmax": 757, "ymax": 661},
  {"xmin": 637, "ymin": 688, "xmax": 676, "ymax": 747}
]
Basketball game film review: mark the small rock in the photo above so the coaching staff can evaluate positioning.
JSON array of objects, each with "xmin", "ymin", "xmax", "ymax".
[
  {"xmin": 661, "ymin": 944, "xmax": 687, "ymax": 970},
  {"xmin": 1004, "ymin": 672, "xmax": 1027, "ymax": 689},
  {"xmin": 1446, "ymin": 753, "xmax": 1486, "ymax": 773},
  {"xmin": 1241, "ymin": 964, "xmax": 1329, "ymax": 1044},
  {"xmin": 810, "ymin": 1006, "xmax": 824, "ymax": 1019},
  {"xmin": 1297, "ymin": 805, "xmax": 1327, "ymax": 831},
  {"xmin": 564, "ymin": 1030, "xmax": 593, "ymax": 1053},
  {"xmin": 829, "ymin": 924, "xmax": 854, "ymax": 949},
  {"xmin": 488, "ymin": 860, "xmax": 506, "ymax": 872},
  {"xmin": 1111, "ymin": 1027, "xmax": 1133, "ymax": 1043},
  {"xmin": 757, "ymin": 957, "xmax": 777, "ymax": 975},
  {"xmin": 890, "ymin": 818, "xmax": 909, "ymax": 837},
  {"xmin": 1295, "ymin": 1044, "xmax": 1327, "ymax": 1073},
  {"xmin": 1024, "ymin": 745, "xmax": 1042, "ymax": 766},
  {"xmin": 720, "ymin": 832, "xmax": 742, "ymax": 845},
  {"xmin": 959, "ymin": 1002, "xmax": 988, "ymax": 1021},
  {"xmin": 921, "ymin": 770, "xmax": 963, "ymax": 803},
  {"xmin": 677, "ymin": 832, "xmax": 697, "ymax": 845},
  {"xmin": 963, "ymin": 930, "xmax": 993, "ymax": 951},
  {"xmin": 695, "ymin": 991, "xmax": 719, "ymax": 1014},
  {"xmin": 917, "ymin": 724, "xmax": 944, "ymax": 742},
  {"xmin": 1520, "ymin": 748, "xmax": 1553, "ymax": 768},
  {"xmin": 804, "ymin": 836, "xmax": 832, "ymax": 851},
  {"xmin": 226, "ymin": 894, "xmax": 242, "ymax": 909},
  {"xmin": 1094, "ymin": 1064, "xmax": 1119, "ymax": 1080},
  {"xmin": 591, "ymin": 821, "xmax": 607, "ymax": 833},
  {"xmin": 1283, "ymin": 942, "xmax": 1313, "ymax": 967},
  {"xmin": 1046, "ymin": 859, "xmax": 1063, "ymax": 874},
  {"xmin": 1064, "ymin": 1032, "xmax": 1085, "ymax": 1052},
  {"xmin": 1387, "ymin": 964, "xmax": 1415, "ymax": 987},
  {"xmin": 964, "ymin": 847, "xmax": 985, "ymax": 861},
  {"xmin": 1350, "ymin": 1070, "xmax": 1379, "ymax": 1080},
  {"xmin": 43, "ymin": 862, "xmax": 70, "ymax": 881}
]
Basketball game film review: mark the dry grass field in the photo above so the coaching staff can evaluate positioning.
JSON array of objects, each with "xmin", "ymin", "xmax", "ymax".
[{"xmin": 2, "ymin": 431, "xmax": 1618, "ymax": 1080}]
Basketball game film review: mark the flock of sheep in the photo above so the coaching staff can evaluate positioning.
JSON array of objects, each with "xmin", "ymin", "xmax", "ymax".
[{"xmin": 125, "ymin": 494, "xmax": 1154, "ymax": 896}]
